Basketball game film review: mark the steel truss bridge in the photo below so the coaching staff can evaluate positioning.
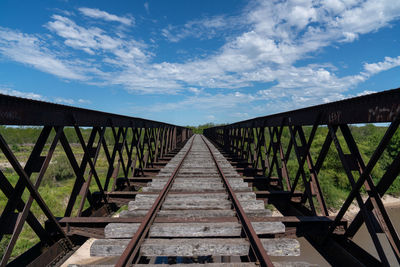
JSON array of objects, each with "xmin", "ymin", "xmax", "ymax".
[{"xmin": 0, "ymin": 88, "xmax": 399, "ymax": 266}]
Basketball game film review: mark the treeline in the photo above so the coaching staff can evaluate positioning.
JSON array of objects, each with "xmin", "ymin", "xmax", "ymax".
[
  {"xmin": 0, "ymin": 126, "xmax": 127, "ymax": 145},
  {"xmin": 0, "ymin": 124, "xmax": 221, "ymax": 144},
  {"xmin": 187, "ymin": 123, "xmax": 225, "ymax": 134},
  {"xmin": 0, "ymin": 124, "xmax": 223, "ymax": 144}
]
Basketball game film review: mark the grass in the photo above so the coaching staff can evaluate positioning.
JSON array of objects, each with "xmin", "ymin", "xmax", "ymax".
[{"xmin": 0, "ymin": 143, "xmax": 122, "ymax": 261}]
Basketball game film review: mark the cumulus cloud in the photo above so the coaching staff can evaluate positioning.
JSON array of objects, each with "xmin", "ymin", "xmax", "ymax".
[
  {"xmin": 363, "ymin": 56, "xmax": 400, "ymax": 75},
  {"xmin": 46, "ymin": 15, "xmax": 145, "ymax": 59},
  {"xmin": 0, "ymin": 0, "xmax": 400, "ymax": 117},
  {"xmin": 0, "ymin": 27, "xmax": 86, "ymax": 80},
  {"xmin": 79, "ymin": 7, "xmax": 133, "ymax": 26}
]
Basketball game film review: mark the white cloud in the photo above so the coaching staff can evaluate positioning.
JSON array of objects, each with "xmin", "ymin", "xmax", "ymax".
[
  {"xmin": 46, "ymin": 15, "xmax": 145, "ymax": 58},
  {"xmin": 0, "ymin": 88, "xmax": 44, "ymax": 100},
  {"xmin": 78, "ymin": 7, "xmax": 133, "ymax": 26},
  {"xmin": 54, "ymin": 97, "xmax": 75, "ymax": 105},
  {"xmin": 363, "ymin": 56, "xmax": 400, "ymax": 75},
  {"xmin": 143, "ymin": 91, "xmax": 256, "ymax": 114},
  {"xmin": 144, "ymin": 2, "xmax": 149, "ymax": 14},
  {"xmin": 188, "ymin": 87, "xmax": 202, "ymax": 94},
  {"xmin": 357, "ymin": 90, "xmax": 377, "ymax": 96},
  {"xmin": 0, "ymin": 87, "xmax": 92, "ymax": 106},
  {"xmin": 0, "ymin": 27, "xmax": 86, "ymax": 80},
  {"xmin": 1, "ymin": 0, "xmax": 400, "ymax": 112},
  {"xmin": 78, "ymin": 99, "xmax": 92, "ymax": 104},
  {"xmin": 162, "ymin": 15, "xmax": 239, "ymax": 42},
  {"xmin": 141, "ymin": 53, "xmax": 400, "ymax": 118}
]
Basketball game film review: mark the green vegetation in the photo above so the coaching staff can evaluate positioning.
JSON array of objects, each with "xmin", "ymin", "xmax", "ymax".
[
  {"xmin": 0, "ymin": 126, "xmax": 119, "ymax": 145},
  {"xmin": 0, "ymin": 124, "xmax": 399, "ymax": 261},
  {"xmin": 44, "ymin": 154, "xmax": 75, "ymax": 183},
  {"xmin": 0, "ymin": 127, "xmax": 124, "ymax": 261},
  {"xmin": 256, "ymin": 124, "xmax": 399, "ymax": 208},
  {"xmin": 187, "ymin": 123, "xmax": 224, "ymax": 134}
]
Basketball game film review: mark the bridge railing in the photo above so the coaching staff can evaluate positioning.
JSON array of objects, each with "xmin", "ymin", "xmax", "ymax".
[
  {"xmin": 204, "ymin": 88, "xmax": 400, "ymax": 266},
  {"xmin": 0, "ymin": 94, "xmax": 192, "ymax": 266}
]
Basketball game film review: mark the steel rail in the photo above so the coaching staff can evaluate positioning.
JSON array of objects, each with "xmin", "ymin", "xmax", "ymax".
[
  {"xmin": 200, "ymin": 135, "xmax": 274, "ymax": 267},
  {"xmin": 115, "ymin": 136, "xmax": 195, "ymax": 267}
]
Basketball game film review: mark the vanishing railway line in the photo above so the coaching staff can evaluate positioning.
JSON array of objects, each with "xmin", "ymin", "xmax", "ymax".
[
  {"xmin": 83, "ymin": 135, "xmax": 301, "ymax": 266},
  {"xmin": 1, "ymin": 88, "xmax": 400, "ymax": 266}
]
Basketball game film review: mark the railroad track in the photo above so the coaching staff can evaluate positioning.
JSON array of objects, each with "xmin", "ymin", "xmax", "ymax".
[{"xmin": 69, "ymin": 135, "xmax": 311, "ymax": 266}]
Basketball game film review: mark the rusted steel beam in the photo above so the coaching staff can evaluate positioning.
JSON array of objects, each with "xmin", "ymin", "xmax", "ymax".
[
  {"xmin": 206, "ymin": 88, "xmax": 400, "ymax": 128},
  {"xmin": 0, "ymin": 126, "xmax": 52, "ymax": 243},
  {"xmin": 0, "ymin": 94, "xmax": 185, "ymax": 128},
  {"xmin": 0, "ymin": 94, "xmax": 193, "ymax": 266},
  {"xmin": 204, "ymin": 89, "xmax": 400, "ymax": 266},
  {"xmin": 0, "ymin": 127, "xmax": 65, "ymax": 266},
  {"xmin": 0, "ymin": 132, "xmax": 73, "ymax": 249},
  {"xmin": 331, "ymin": 115, "xmax": 400, "ymax": 231},
  {"xmin": 346, "ymin": 149, "xmax": 400, "ymax": 237}
]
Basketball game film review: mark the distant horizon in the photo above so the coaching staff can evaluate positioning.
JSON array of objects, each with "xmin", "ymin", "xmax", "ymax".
[{"xmin": 1, "ymin": 0, "xmax": 400, "ymax": 125}]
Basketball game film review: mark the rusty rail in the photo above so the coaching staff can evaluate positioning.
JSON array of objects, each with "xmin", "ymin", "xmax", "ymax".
[
  {"xmin": 204, "ymin": 88, "xmax": 400, "ymax": 266},
  {"xmin": 0, "ymin": 94, "xmax": 192, "ymax": 266},
  {"xmin": 201, "ymin": 136, "xmax": 274, "ymax": 267}
]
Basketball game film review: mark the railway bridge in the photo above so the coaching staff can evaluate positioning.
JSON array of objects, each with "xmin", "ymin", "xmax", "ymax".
[{"xmin": 0, "ymin": 88, "xmax": 400, "ymax": 266}]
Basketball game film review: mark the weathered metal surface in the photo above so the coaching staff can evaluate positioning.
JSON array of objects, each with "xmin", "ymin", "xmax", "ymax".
[
  {"xmin": 0, "ymin": 94, "xmax": 186, "ymax": 127},
  {"xmin": 204, "ymin": 88, "xmax": 400, "ymax": 266},
  {"xmin": 204, "ymin": 88, "xmax": 400, "ymax": 128},
  {"xmin": 0, "ymin": 94, "xmax": 192, "ymax": 266},
  {"xmin": 6, "ymin": 89, "xmax": 399, "ymax": 266}
]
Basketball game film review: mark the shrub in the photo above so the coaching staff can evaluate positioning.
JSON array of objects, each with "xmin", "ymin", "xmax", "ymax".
[{"xmin": 44, "ymin": 154, "xmax": 75, "ymax": 182}]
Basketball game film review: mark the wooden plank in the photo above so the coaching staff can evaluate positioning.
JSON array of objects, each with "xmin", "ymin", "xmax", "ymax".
[
  {"xmin": 104, "ymin": 221, "xmax": 285, "ymax": 238},
  {"xmin": 91, "ymin": 238, "xmax": 300, "ymax": 257}
]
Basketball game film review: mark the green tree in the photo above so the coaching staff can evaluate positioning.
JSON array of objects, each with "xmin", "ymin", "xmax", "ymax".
[{"xmin": 388, "ymin": 129, "xmax": 400, "ymax": 159}]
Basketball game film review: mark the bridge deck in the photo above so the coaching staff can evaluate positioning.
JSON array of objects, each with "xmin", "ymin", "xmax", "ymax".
[{"xmin": 64, "ymin": 135, "xmax": 316, "ymax": 266}]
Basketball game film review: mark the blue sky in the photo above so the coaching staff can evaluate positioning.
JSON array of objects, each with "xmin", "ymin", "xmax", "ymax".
[{"xmin": 1, "ymin": 0, "xmax": 400, "ymax": 126}]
